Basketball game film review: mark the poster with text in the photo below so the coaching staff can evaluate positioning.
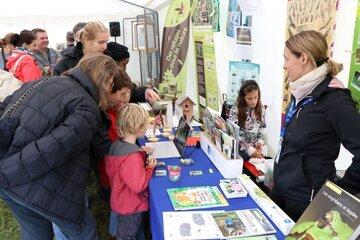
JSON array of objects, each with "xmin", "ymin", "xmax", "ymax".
[
  {"xmin": 281, "ymin": 0, "xmax": 339, "ymax": 117},
  {"xmin": 159, "ymin": 0, "xmax": 191, "ymax": 99},
  {"xmin": 348, "ymin": 0, "xmax": 360, "ymax": 110},
  {"xmin": 227, "ymin": 61, "xmax": 260, "ymax": 106},
  {"xmin": 194, "ymin": 30, "xmax": 219, "ymax": 111}
]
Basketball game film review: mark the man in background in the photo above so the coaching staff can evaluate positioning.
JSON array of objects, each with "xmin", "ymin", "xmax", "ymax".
[
  {"xmin": 60, "ymin": 31, "xmax": 75, "ymax": 57},
  {"xmin": 31, "ymin": 28, "xmax": 61, "ymax": 75}
]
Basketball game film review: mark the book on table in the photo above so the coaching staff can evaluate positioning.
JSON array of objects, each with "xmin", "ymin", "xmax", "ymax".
[
  {"xmin": 219, "ymin": 178, "xmax": 248, "ymax": 198},
  {"xmin": 211, "ymin": 209, "xmax": 276, "ymax": 239},
  {"xmin": 167, "ymin": 186, "xmax": 229, "ymax": 211},
  {"xmin": 287, "ymin": 180, "xmax": 360, "ymax": 240}
]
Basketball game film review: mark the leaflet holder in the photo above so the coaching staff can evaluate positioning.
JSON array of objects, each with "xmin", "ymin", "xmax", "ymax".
[{"xmin": 200, "ymin": 132, "xmax": 243, "ymax": 178}]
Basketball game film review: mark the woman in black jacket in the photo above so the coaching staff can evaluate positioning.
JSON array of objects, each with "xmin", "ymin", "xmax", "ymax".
[
  {"xmin": 272, "ymin": 30, "xmax": 360, "ymax": 221},
  {"xmin": 53, "ymin": 21, "xmax": 109, "ymax": 76},
  {"xmin": 0, "ymin": 54, "xmax": 118, "ymax": 239},
  {"xmin": 54, "ymin": 22, "xmax": 158, "ymax": 104}
]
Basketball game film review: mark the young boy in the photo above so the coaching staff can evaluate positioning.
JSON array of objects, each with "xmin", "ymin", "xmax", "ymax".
[{"xmin": 106, "ymin": 103, "xmax": 157, "ymax": 240}]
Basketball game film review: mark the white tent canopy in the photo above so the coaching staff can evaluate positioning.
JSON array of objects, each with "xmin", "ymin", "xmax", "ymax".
[
  {"xmin": 0, "ymin": 0, "xmax": 169, "ymax": 83},
  {"xmin": 0, "ymin": 0, "xmax": 168, "ymax": 17},
  {"xmin": 0, "ymin": 0, "xmax": 168, "ymax": 47}
]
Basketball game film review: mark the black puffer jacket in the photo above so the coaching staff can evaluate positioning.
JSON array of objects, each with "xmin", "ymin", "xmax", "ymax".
[
  {"xmin": 0, "ymin": 68, "xmax": 110, "ymax": 228},
  {"xmin": 53, "ymin": 43, "xmax": 84, "ymax": 76},
  {"xmin": 274, "ymin": 75, "xmax": 360, "ymax": 202}
]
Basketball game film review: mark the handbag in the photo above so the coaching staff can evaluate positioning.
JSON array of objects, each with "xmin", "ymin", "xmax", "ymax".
[
  {"xmin": 0, "ymin": 77, "xmax": 49, "ymax": 159},
  {"xmin": 0, "ymin": 69, "xmax": 23, "ymax": 102}
]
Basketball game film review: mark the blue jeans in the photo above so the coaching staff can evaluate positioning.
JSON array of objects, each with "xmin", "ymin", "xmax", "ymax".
[{"xmin": 0, "ymin": 188, "xmax": 98, "ymax": 240}]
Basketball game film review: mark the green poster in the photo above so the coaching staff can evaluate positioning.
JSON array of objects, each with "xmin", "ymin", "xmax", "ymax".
[
  {"xmin": 348, "ymin": 0, "xmax": 360, "ymax": 110},
  {"xmin": 193, "ymin": 30, "xmax": 219, "ymax": 111},
  {"xmin": 159, "ymin": 0, "xmax": 191, "ymax": 99}
]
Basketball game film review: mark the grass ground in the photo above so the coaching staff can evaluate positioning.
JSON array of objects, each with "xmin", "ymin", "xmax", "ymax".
[{"xmin": 0, "ymin": 176, "xmax": 113, "ymax": 240}]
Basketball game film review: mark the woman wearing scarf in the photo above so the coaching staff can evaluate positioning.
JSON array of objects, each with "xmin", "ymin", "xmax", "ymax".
[
  {"xmin": 6, "ymin": 31, "xmax": 41, "ymax": 82},
  {"xmin": 271, "ymin": 30, "xmax": 360, "ymax": 221}
]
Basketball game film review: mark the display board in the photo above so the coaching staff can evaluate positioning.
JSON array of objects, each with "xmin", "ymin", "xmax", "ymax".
[
  {"xmin": 348, "ymin": 0, "xmax": 360, "ymax": 110},
  {"xmin": 193, "ymin": 30, "xmax": 219, "ymax": 111}
]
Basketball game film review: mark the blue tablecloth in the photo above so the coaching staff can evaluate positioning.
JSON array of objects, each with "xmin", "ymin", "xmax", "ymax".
[{"xmin": 139, "ymin": 137, "xmax": 286, "ymax": 240}]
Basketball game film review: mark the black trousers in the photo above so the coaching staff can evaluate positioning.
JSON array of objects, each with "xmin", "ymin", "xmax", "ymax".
[{"xmin": 270, "ymin": 187, "xmax": 310, "ymax": 222}]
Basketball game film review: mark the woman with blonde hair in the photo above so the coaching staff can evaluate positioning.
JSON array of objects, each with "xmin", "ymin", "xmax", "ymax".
[
  {"xmin": 272, "ymin": 30, "xmax": 360, "ymax": 221},
  {"xmin": 54, "ymin": 21, "xmax": 109, "ymax": 75},
  {"xmin": 0, "ymin": 53, "xmax": 117, "ymax": 239}
]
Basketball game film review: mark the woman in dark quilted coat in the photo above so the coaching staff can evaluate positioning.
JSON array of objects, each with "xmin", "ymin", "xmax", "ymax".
[{"xmin": 0, "ymin": 53, "xmax": 117, "ymax": 240}]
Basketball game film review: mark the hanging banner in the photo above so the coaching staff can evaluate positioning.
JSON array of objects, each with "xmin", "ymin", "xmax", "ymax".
[
  {"xmin": 159, "ymin": 0, "xmax": 191, "ymax": 99},
  {"xmin": 281, "ymin": 0, "xmax": 339, "ymax": 117},
  {"xmin": 193, "ymin": 30, "xmax": 219, "ymax": 111},
  {"xmin": 348, "ymin": 0, "xmax": 360, "ymax": 110}
]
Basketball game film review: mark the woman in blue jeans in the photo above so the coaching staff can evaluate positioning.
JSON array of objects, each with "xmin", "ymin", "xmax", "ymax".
[{"xmin": 0, "ymin": 54, "xmax": 117, "ymax": 239}]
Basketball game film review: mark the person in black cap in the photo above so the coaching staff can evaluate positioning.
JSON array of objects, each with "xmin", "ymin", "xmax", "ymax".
[
  {"xmin": 107, "ymin": 41, "xmax": 130, "ymax": 71},
  {"xmin": 107, "ymin": 41, "xmax": 160, "ymax": 104}
]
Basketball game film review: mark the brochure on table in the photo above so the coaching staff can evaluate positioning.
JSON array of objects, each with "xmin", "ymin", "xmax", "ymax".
[
  {"xmin": 211, "ymin": 209, "xmax": 276, "ymax": 239},
  {"xmin": 163, "ymin": 209, "xmax": 277, "ymax": 240},
  {"xmin": 239, "ymin": 175, "xmax": 295, "ymax": 235},
  {"xmin": 163, "ymin": 211, "xmax": 223, "ymax": 240},
  {"xmin": 219, "ymin": 178, "xmax": 248, "ymax": 198},
  {"xmin": 167, "ymin": 186, "xmax": 229, "ymax": 211},
  {"xmin": 287, "ymin": 180, "xmax": 360, "ymax": 240}
]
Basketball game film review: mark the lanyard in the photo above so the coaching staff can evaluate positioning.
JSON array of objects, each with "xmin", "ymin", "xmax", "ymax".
[{"xmin": 280, "ymin": 97, "xmax": 315, "ymax": 139}]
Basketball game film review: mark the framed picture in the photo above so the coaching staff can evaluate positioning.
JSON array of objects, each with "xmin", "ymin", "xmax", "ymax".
[
  {"xmin": 131, "ymin": 21, "xmax": 139, "ymax": 51},
  {"xmin": 131, "ymin": 20, "xmax": 157, "ymax": 52},
  {"xmin": 236, "ymin": 26, "xmax": 252, "ymax": 45}
]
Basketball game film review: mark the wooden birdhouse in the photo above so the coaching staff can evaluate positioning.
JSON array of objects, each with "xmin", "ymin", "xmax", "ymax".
[{"xmin": 175, "ymin": 95, "xmax": 196, "ymax": 122}]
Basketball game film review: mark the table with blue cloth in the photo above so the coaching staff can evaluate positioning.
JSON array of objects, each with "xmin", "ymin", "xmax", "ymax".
[{"xmin": 139, "ymin": 136, "xmax": 286, "ymax": 240}]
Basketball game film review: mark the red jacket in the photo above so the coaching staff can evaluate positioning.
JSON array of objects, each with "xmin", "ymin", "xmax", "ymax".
[
  {"xmin": 105, "ymin": 140, "xmax": 154, "ymax": 215},
  {"xmin": 6, "ymin": 50, "xmax": 42, "ymax": 83}
]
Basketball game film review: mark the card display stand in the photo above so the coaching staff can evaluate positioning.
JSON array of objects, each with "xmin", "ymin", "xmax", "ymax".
[{"xmin": 200, "ymin": 132, "xmax": 243, "ymax": 178}]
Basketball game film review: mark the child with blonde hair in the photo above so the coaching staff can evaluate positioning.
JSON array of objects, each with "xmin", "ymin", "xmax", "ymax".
[{"xmin": 106, "ymin": 103, "xmax": 156, "ymax": 239}]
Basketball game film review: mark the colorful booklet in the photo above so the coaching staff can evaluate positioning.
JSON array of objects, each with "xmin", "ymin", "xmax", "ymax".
[
  {"xmin": 287, "ymin": 180, "xmax": 360, "ymax": 240},
  {"xmin": 219, "ymin": 178, "xmax": 248, "ymax": 198},
  {"xmin": 163, "ymin": 211, "xmax": 223, "ymax": 239},
  {"xmin": 167, "ymin": 186, "xmax": 229, "ymax": 211},
  {"xmin": 221, "ymin": 130, "xmax": 237, "ymax": 159},
  {"xmin": 211, "ymin": 209, "xmax": 276, "ymax": 239}
]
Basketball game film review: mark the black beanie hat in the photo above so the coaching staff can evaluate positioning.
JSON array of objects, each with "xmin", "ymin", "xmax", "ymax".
[{"xmin": 107, "ymin": 42, "xmax": 130, "ymax": 61}]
